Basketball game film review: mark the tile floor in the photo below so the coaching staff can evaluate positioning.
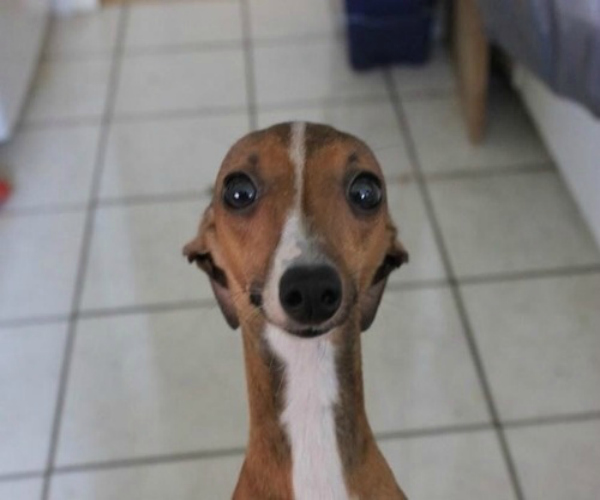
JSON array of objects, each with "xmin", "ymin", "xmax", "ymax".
[{"xmin": 1, "ymin": 1, "xmax": 600, "ymax": 499}]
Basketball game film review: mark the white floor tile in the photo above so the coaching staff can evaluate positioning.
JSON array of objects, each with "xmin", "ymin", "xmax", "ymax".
[
  {"xmin": 114, "ymin": 50, "xmax": 246, "ymax": 116},
  {"xmin": 81, "ymin": 201, "xmax": 212, "ymax": 311},
  {"xmin": 380, "ymin": 431, "xmax": 516, "ymax": 500},
  {"xmin": 45, "ymin": 7, "xmax": 121, "ymax": 57},
  {"xmin": 125, "ymin": 1, "xmax": 242, "ymax": 49},
  {"xmin": 386, "ymin": 183, "xmax": 446, "ymax": 284},
  {"xmin": 462, "ymin": 275, "xmax": 600, "ymax": 420},
  {"xmin": 49, "ymin": 455, "xmax": 243, "ymax": 500},
  {"xmin": 404, "ymin": 92, "xmax": 549, "ymax": 173},
  {"xmin": 508, "ymin": 421, "xmax": 600, "ymax": 500},
  {"xmin": 1, "ymin": 5, "xmax": 598, "ymax": 492},
  {"xmin": 392, "ymin": 47, "xmax": 457, "ymax": 95},
  {"xmin": 0, "ymin": 212, "xmax": 85, "ymax": 321},
  {"xmin": 257, "ymin": 100, "xmax": 412, "ymax": 178},
  {"xmin": 364, "ymin": 288, "xmax": 489, "ymax": 433},
  {"xmin": 0, "ymin": 479, "xmax": 43, "ymax": 500},
  {"xmin": 428, "ymin": 172, "xmax": 600, "ymax": 278},
  {"xmin": 0, "ymin": 125, "xmax": 100, "ymax": 209},
  {"xmin": 0, "ymin": 323, "xmax": 67, "ymax": 475},
  {"xmin": 254, "ymin": 40, "xmax": 388, "ymax": 107},
  {"xmin": 249, "ymin": 0, "xmax": 335, "ymax": 40},
  {"xmin": 24, "ymin": 58, "xmax": 112, "ymax": 123},
  {"xmin": 100, "ymin": 114, "xmax": 248, "ymax": 200},
  {"xmin": 56, "ymin": 309, "xmax": 247, "ymax": 465}
]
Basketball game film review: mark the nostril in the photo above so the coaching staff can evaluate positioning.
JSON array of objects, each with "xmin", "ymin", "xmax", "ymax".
[
  {"xmin": 321, "ymin": 289, "xmax": 338, "ymax": 307},
  {"xmin": 284, "ymin": 290, "xmax": 303, "ymax": 308}
]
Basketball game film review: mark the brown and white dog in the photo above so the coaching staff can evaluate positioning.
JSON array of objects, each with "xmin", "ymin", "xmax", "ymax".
[{"xmin": 184, "ymin": 122, "xmax": 408, "ymax": 500}]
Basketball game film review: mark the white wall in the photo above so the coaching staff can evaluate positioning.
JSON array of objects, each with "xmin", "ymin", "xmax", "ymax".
[
  {"xmin": 0, "ymin": 0, "xmax": 51, "ymax": 141},
  {"xmin": 516, "ymin": 68, "xmax": 600, "ymax": 248}
]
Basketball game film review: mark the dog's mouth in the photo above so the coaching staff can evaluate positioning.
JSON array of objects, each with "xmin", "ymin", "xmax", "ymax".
[
  {"xmin": 249, "ymin": 288, "xmax": 355, "ymax": 339},
  {"xmin": 288, "ymin": 326, "xmax": 330, "ymax": 338},
  {"xmin": 272, "ymin": 318, "xmax": 348, "ymax": 339}
]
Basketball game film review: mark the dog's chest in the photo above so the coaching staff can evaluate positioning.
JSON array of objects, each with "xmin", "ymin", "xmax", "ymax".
[{"xmin": 266, "ymin": 325, "xmax": 351, "ymax": 500}]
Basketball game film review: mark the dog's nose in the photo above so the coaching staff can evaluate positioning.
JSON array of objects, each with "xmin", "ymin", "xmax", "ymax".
[{"xmin": 279, "ymin": 265, "xmax": 342, "ymax": 324}]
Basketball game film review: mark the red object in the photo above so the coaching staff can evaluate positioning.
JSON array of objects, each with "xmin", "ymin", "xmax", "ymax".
[{"xmin": 0, "ymin": 180, "xmax": 11, "ymax": 204}]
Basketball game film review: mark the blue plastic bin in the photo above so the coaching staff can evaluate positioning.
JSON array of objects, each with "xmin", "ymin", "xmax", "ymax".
[{"xmin": 345, "ymin": 0, "xmax": 434, "ymax": 70}]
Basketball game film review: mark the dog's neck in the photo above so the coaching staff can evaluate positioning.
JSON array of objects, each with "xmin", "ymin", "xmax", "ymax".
[{"xmin": 234, "ymin": 313, "xmax": 374, "ymax": 500}]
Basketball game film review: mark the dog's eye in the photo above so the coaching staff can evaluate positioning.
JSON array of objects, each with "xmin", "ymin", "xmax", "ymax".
[
  {"xmin": 348, "ymin": 173, "xmax": 382, "ymax": 212},
  {"xmin": 223, "ymin": 173, "xmax": 257, "ymax": 210}
]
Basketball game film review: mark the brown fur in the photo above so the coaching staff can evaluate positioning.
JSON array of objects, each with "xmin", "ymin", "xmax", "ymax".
[{"xmin": 184, "ymin": 123, "xmax": 408, "ymax": 499}]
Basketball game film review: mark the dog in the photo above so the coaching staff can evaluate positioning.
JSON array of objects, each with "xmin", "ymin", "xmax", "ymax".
[{"xmin": 184, "ymin": 122, "xmax": 408, "ymax": 499}]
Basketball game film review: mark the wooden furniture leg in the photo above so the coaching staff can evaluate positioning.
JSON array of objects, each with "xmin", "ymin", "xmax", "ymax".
[{"xmin": 452, "ymin": 0, "xmax": 490, "ymax": 143}]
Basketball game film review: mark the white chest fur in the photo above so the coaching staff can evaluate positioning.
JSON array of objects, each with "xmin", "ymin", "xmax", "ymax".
[{"xmin": 265, "ymin": 325, "xmax": 350, "ymax": 500}]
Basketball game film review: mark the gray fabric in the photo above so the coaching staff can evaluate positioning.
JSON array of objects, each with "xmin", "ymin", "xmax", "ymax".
[{"xmin": 476, "ymin": 0, "xmax": 600, "ymax": 116}]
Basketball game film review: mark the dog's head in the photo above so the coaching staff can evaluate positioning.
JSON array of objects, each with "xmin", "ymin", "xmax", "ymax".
[{"xmin": 184, "ymin": 123, "xmax": 407, "ymax": 337}]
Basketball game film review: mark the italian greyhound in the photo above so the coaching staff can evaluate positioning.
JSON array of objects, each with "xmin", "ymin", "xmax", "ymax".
[{"xmin": 184, "ymin": 122, "xmax": 408, "ymax": 499}]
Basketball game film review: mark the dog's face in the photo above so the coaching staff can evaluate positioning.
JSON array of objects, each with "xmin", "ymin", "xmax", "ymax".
[{"xmin": 184, "ymin": 123, "xmax": 407, "ymax": 337}]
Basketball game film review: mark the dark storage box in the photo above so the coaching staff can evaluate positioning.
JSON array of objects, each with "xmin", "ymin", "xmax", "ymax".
[{"xmin": 345, "ymin": 0, "xmax": 434, "ymax": 70}]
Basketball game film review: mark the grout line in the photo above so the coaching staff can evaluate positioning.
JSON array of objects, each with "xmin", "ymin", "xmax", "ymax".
[
  {"xmin": 41, "ymin": 28, "xmax": 341, "ymax": 65},
  {"xmin": 374, "ymin": 422, "xmax": 493, "ymax": 442},
  {"xmin": 115, "ymin": 32, "xmax": 342, "ymax": 58},
  {"xmin": 20, "ymin": 106, "xmax": 246, "ymax": 129},
  {"xmin": 0, "ymin": 470, "xmax": 45, "ymax": 484},
  {"xmin": 15, "ymin": 116, "xmax": 103, "ymax": 130},
  {"xmin": 240, "ymin": 0, "xmax": 257, "ymax": 130},
  {"xmin": 382, "ymin": 161, "xmax": 555, "ymax": 187},
  {"xmin": 14, "ymin": 90, "xmax": 448, "ymax": 131},
  {"xmin": 256, "ymin": 95, "xmax": 392, "ymax": 115},
  {"xmin": 109, "ymin": 105, "xmax": 249, "ymax": 123},
  {"xmin": 41, "ymin": 51, "xmax": 118, "ymax": 63},
  {"xmin": 384, "ymin": 71, "xmax": 527, "ymax": 500},
  {"xmin": 51, "ymin": 446, "xmax": 246, "ymax": 477},
  {"xmin": 249, "ymin": 32, "xmax": 339, "ymax": 48},
  {"xmin": 97, "ymin": 190, "xmax": 210, "ymax": 208},
  {"xmin": 503, "ymin": 411, "xmax": 600, "ymax": 430},
  {"xmin": 1, "ymin": 191, "xmax": 209, "ymax": 219},
  {"xmin": 77, "ymin": 299, "xmax": 217, "ymax": 321},
  {"xmin": 39, "ymin": 7, "xmax": 130, "ymax": 500},
  {"xmin": 391, "ymin": 161, "xmax": 555, "ymax": 183},
  {"xmin": 1, "ymin": 161, "xmax": 558, "ymax": 218},
  {"xmin": 3, "ymin": 263, "xmax": 599, "ymax": 330},
  {"xmin": 119, "ymin": 41, "xmax": 244, "ymax": 58},
  {"xmin": 385, "ymin": 278, "xmax": 450, "ymax": 292},
  {"xmin": 111, "ymin": 105, "xmax": 251, "ymax": 123},
  {"xmin": 3, "ymin": 410, "xmax": 600, "ymax": 484},
  {"xmin": 0, "ymin": 205, "xmax": 88, "ymax": 218},
  {"xmin": 458, "ymin": 264, "xmax": 600, "ymax": 286},
  {"xmin": 0, "ymin": 314, "xmax": 71, "ymax": 330},
  {"xmin": 122, "ymin": 41, "xmax": 243, "ymax": 57},
  {"xmin": 3, "ymin": 262, "xmax": 600, "ymax": 329}
]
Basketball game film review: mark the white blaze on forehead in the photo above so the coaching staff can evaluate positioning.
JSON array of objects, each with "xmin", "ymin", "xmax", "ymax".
[
  {"xmin": 262, "ymin": 122, "xmax": 309, "ymax": 322},
  {"xmin": 289, "ymin": 121, "xmax": 307, "ymax": 205},
  {"xmin": 266, "ymin": 325, "xmax": 349, "ymax": 500},
  {"xmin": 262, "ymin": 123, "xmax": 349, "ymax": 498}
]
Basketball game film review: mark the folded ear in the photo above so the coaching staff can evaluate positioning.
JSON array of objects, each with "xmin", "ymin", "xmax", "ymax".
[
  {"xmin": 360, "ymin": 239, "xmax": 409, "ymax": 331},
  {"xmin": 183, "ymin": 206, "xmax": 239, "ymax": 329}
]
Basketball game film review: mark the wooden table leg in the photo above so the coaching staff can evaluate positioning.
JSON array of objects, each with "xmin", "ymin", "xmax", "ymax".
[{"xmin": 452, "ymin": 0, "xmax": 490, "ymax": 143}]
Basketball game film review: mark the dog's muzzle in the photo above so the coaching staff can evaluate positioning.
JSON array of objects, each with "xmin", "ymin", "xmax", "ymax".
[{"xmin": 278, "ymin": 264, "xmax": 342, "ymax": 327}]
